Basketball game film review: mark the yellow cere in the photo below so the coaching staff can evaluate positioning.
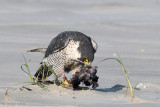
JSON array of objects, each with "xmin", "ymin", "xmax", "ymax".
[{"xmin": 84, "ymin": 57, "xmax": 91, "ymax": 66}]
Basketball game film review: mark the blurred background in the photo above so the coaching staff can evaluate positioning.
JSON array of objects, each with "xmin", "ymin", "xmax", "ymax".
[{"xmin": 0, "ymin": 0, "xmax": 160, "ymax": 89}]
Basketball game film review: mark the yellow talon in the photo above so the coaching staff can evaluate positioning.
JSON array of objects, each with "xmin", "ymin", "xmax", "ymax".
[
  {"xmin": 62, "ymin": 79, "xmax": 72, "ymax": 86},
  {"xmin": 62, "ymin": 73, "xmax": 72, "ymax": 86}
]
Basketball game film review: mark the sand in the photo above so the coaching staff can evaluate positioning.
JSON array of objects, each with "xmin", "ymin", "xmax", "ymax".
[{"xmin": 0, "ymin": 0, "xmax": 160, "ymax": 106}]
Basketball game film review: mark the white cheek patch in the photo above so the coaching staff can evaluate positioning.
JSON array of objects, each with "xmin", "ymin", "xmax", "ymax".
[{"xmin": 65, "ymin": 40, "xmax": 81, "ymax": 60}]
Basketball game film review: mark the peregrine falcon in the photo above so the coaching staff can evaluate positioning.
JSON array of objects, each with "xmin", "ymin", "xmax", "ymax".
[{"xmin": 29, "ymin": 31, "xmax": 98, "ymax": 85}]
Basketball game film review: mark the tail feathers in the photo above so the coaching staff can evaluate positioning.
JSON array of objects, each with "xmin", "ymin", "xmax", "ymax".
[
  {"xmin": 27, "ymin": 48, "xmax": 47, "ymax": 54},
  {"xmin": 34, "ymin": 65, "xmax": 52, "ymax": 80}
]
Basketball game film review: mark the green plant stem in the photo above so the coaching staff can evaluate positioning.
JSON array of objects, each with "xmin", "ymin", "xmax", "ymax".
[
  {"xmin": 21, "ymin": 55, "xmax": 73, "ymax": 90},
  {"xmin": 22, "ymin": 54, "xmax": 32, "ymax": 82},
  {"xmin": 99, "ymin": 58, "xmax": 134, "ymax": 102}
]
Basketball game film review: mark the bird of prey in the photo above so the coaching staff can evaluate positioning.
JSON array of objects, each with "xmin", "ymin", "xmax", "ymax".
[{"xmin": 29, "ymin": 31, "xmax": 98, "ymax": 86}]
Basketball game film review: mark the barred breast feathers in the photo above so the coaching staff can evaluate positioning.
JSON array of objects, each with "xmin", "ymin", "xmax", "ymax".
[
  {"xmin": 42, "ymin": 50, "xmax": 66, "ymax": 75},
  {"xmin": 43, "ymin": 50, "xmax": 65, "ymax": 67}
]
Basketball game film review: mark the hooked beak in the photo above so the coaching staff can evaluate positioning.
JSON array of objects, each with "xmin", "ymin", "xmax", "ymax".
[
  {"xmin": 84, "ymin": 57, "xmax": 91, "ymax": 66},
  {"xmin": 84, "ymin": 61, "xmax": 91, "ymax": 66}
]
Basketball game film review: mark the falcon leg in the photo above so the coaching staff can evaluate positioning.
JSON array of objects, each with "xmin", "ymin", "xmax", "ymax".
[
  {"xmin": 62, "ymin": 73, "xmax": 72, "ymax": 86},
  {"xmin": 54, "ymin": 78, "xmax": 61, "ymax": 86}
]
